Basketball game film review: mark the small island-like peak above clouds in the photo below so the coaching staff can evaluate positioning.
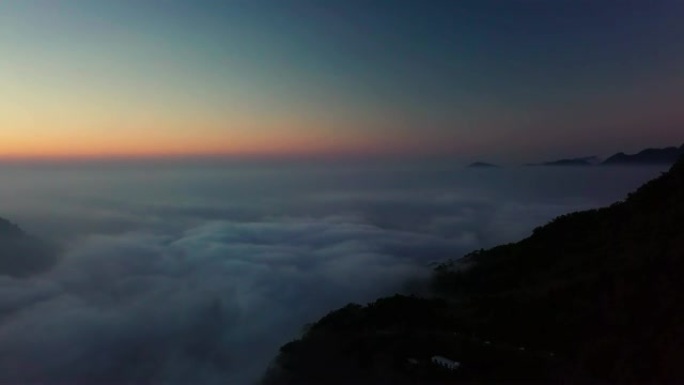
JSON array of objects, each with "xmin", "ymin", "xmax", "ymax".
[{"xmin": 467, "ymin": 162, "xmax": 500, "ymax": 168}]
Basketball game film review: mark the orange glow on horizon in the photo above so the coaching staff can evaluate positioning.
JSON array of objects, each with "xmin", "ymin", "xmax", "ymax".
[{"xmin": 0, "ymin": 124, "xmax": 441, "ymax": 161}]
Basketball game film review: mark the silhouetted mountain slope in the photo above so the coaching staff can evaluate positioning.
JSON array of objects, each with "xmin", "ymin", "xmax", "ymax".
[
  {"xmin": 432, "ymin": 155, "xmax": 684, "ymax": 381},
  {"xmin": 0, "ymin": 217, "xmax": 57, "ymax": 277},
  {"xmin": 263, "ymin": 156, "xmax": 684, "ymax": 384},
  {"xmin": 602, "ymin": 144, "xmax": 684, "ymax": 165}
]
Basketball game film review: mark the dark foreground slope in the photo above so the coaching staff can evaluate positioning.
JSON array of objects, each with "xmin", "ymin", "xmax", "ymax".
[{"xmin": 262, "ymin": 156, "xmax": 684, "ymax": 384}]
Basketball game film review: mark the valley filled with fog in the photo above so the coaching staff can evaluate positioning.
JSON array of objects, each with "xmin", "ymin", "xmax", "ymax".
[{"xmin": 0, "ymin": 160, "xmax": 668, "ymax": 384}]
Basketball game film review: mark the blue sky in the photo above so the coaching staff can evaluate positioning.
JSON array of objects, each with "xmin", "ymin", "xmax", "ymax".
[{"xmin": 1, "ymin": 0, "xmax": 683, "ymax": 160}]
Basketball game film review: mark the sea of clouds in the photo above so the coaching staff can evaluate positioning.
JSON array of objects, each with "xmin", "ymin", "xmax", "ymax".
[{"xmin": 0, "ymin": 160, "xmax": 667, "ymax": 384}]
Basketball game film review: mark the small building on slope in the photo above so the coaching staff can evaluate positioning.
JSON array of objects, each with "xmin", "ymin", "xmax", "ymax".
[{"xmin": 431, "ymin": 355, "xmax": 461, "ymax": 370}]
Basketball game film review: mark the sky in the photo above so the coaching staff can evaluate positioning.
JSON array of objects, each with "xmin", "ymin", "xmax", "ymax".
[{"xmin": 1, "ymin": 0, "xmax": 683, "ymax": 161}]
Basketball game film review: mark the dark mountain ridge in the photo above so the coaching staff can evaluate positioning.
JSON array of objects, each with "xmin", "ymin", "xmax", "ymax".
[
  {"xmin": 602, "ymin": 144, "xmax": 684, "ymax": 165},
  {"xmin": 263, "ymin": 155, "xmax": 684, "ymax": 384},
  {"xmin": 528, "ymin": 156, "xmax": 598, "ymax": 166},
  {"xmin": 0, "ymin": 217, "xmax": 58, "ymax": 277}
]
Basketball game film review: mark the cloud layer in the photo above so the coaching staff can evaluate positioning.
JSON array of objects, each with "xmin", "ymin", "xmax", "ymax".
[
  {"xmin": 0, "ymin": 217, "xmax": 465, "ymax": 384},
  {"xmin": 0, "ymin": 161, "xmax": 668, "ymax": 384}
]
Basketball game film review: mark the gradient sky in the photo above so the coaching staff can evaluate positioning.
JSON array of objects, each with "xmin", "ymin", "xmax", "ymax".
[{"xmin": 2, "ymin": 0, "xmax": 683, "ymax": 161}]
